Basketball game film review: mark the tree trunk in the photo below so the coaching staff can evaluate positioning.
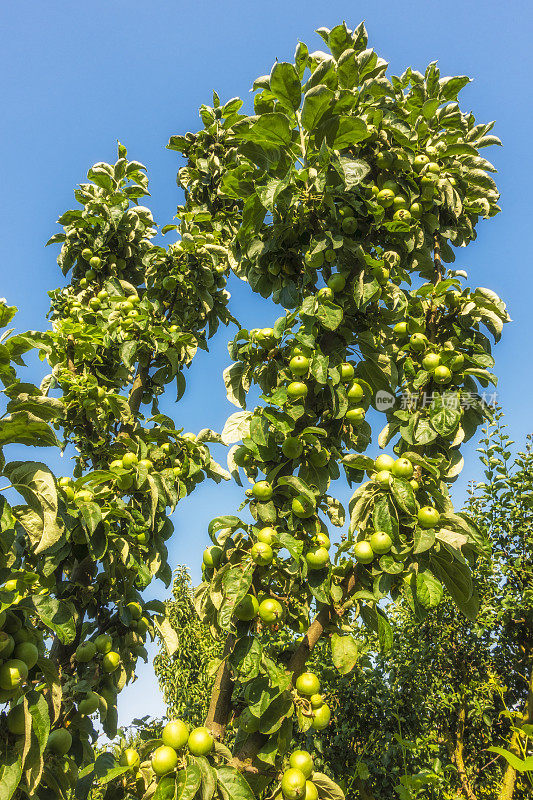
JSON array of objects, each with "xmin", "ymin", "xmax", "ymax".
[{"xmin": 498, "ymin": 661, "xmax": 533, "ymax": 800}]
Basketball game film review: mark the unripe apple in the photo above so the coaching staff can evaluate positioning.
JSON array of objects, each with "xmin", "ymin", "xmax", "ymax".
[
  {"xmin": 393, "ymin": 321, "xmax": 408, "ymax": 337},
  {"xmin": 418, "ymin": 506, "xmax": 440, "ymax": 529},
  {"xmin": 422, "ymin": 352, "xmax": 440, "ymax": 371},
  {"xmin": 353, "ymin": 540, "xmax": 374, "ymax": 564},
  {"xmin": 376, "ymin": 189, "xmax": 395, "ymax": 207},
  {"xmin": 257, "ymin": 527, "xmax": 277, "ymax": 545},
  {"xmin": 347, "ymin": 382, "xmax": 364, "ymax": 403},
  {"xmin": 287, "ymin": 382, "xmax": 308, "ymax": 401},
  {"xmin": 282, "ymin": 437, "xmax": 303, "ymax": 459},
  {"xmin": 410, "ymin": 333, "xmax": 428, "ymax": 352},
  {"xmin": 234, "ymin": 594, "xmax": 259, "ymax": 621},
  {"xmin": 258, "ymin": 598, "xmax": 283, "ymax": 625},
  {"xmin": 345, "ymin": 407, "xmax": 365, "ymax": 425},
  {"xmin": 413, "ymin": 154, "xmax": 430, "ymax": 172},
  {"xmin": 327, "ymin": 274, "xmax": 346, "ymax": 293},
  {"xmin": 369, "ymin": 531, "xmax": 393, "ymax": 555},
  {"xmin": 251, "ymin": 542, "xmax": 274, "ymax": 566},
  {"xmin": 391, "ymin": 458, "xmax": 414, "ymax": 479},
  {"xmin": 434, "ymin": 365, "xmax": 452, "ymax": 384},
  {"xmin": 339, "ymin": 362, "xmax": 354, "ymax": 382},
  {"xmin": 289, "ymin": 356, "xmax": 309, "ymax": 377},
  {"xmin": 374, "ymin": 454, "xmax": 395, "ymax": 472}
]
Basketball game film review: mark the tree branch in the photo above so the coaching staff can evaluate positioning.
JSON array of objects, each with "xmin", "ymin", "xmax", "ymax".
[
  {"xmin": 454, "ymin": 702, "xmax": 478, "ymax": 800},
  {"xmin": 228, "ymin": 568, "xmax": 357, "ymax": 771},
  {"xmin": 205, "ymin": 634, "xmax": 235, "ymax": 740}
]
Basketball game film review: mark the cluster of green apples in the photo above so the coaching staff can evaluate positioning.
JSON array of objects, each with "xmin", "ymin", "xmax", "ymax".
[
  {"xmin": 121, "ymin": 719, "xmax": 216, "ymax": 778},
  {"xmin": 280, "ymin": 750, "xmax": 319, "ymax": 800},
  {"xmin": 392, "ymin": 320, "xmax": 466, "ymax": 387},
  {"xmin": 57, "ymin": 433, "xmax": 202, "ymax": 513},
  {"xmin": 286, "ymin": 350, "xmax": 367, "ymax": 428},
  {"xmin": 370, "ymin": 146, "xmax": 448, "ymax": 224},
  {"xmin": 353, "ymin": 453, "xmax": 441, "ymax": 564},
  {"xmin": 74, "ymin": 632, "xmax": 121, "ymax": 674},
  {"xmin": 0, "ymin": 610, "xmax": 41, "ymax": 704},
  {"xmin": 294, "ymin": 672, "xmax": 331, "ymax": 732}
]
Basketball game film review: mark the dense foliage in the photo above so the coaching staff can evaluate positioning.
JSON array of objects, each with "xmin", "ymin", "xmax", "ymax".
[
  {"xmin": 0, "ymin": 19, "xmax": 518, "ymax": 800},
  {"xmin": 157, "ymin": 412, "xmax": 533, "ymax": 799}
]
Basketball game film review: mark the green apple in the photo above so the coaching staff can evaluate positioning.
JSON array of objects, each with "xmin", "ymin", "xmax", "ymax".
[
  {"xmin": 391, "ymin": 458, "xmax": 414, "ymax": 479},
  {"xmin": 369, "ymin": 531, "xmax": 392, "ymax": 555},
  {"xmin": 418, "ymin": 506, "xmax": 440, "ymax": 529},
  {"xmin": 353, "ymin": 541, "xmax": 374, "ymax": 564}
]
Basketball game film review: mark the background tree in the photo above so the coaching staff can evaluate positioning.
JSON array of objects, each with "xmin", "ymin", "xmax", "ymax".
[{"xmin": 153, "ymin": 567, "xmax": 223, "ymax": 727}]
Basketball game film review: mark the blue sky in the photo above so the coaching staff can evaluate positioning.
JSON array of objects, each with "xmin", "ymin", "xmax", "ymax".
[{"xmin": 1, "ymin": 1, "xmax": 531, "ymax": 726}]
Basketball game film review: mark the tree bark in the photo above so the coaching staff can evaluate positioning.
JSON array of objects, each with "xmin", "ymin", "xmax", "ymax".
[
  {"xmin": 454, "ymin": 703, "xmax": 478, "ymax": 800},
  {"xmin": 498, "ymin": 660, "xmax": 533, "ymax": 800},
  {"xmin": 205, "ymin": 634, "xmax": 235, "ymax": 740}
]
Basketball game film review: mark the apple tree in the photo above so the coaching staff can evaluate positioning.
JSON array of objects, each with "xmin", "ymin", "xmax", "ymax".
[
  {"xmin": 0, "ymin": 146, "xmax": 233, "ymax": 797},
  {"xmin": 139, "ymin": 19, "xmax": 509, "ymax": 800},
  {"xmin": 0, "ymin": 19, "xmax": 511, "ymax": 800}
]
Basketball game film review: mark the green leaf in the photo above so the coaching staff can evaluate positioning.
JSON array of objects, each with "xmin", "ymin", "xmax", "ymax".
[
  {"xmin": 439, "ymin": 75, "xmax": 470, "ymax": 100},
  {"xmin": 442, "ymin": 143, "xmax": 479, "ymax": 157},
  {"xmin": 429, "ymin": 546, "xmax": 476, "ymax": 619},
  {"xmin": 277, "ymin": 475, "xmax": 315, "ymax": 503},
  {"xmin": 0, "ymin": 756, "xmax": 22, "ymax": 800},
  {"xmin": 221, "ymin": 411, "xmax": 252, "ymax": 445},
  {"xmin": 315, "ymin": 299, "xmax": 343, "ymax": 330},
  {"xmin": 196, "ymin": 757, "xmax": 217, "ymax": 800},
  {"xmin": 24, "ymin": 691, "xmax": 50, "ymax": 793},
  {"xmin": 311, "ymin": 772, "xmax": 345, "ymax": 800},
  {"xmin": 331, "ymin": 633, "xmax": 359, "ymax": 674},
  {"xmin": 223, "ymin": 362, "xmax": 249, "ymax": 409},
  {"xmin": 413, "ymin": 528, "xmax": 435, "ymax": 554},
  {"xmin": 333, "ymin": 156, "xmax": 370, "ymax": 189},
  {"xmin": 429, "ymin": 393, "xmax": 461, "ymax": 436},
  {"xmin": 176, "ymin": 762, "xmax": 202, "ymax": 800},
  {"xmin": 218, "ymin": 562, "xmax": 255, "ymax": 630},
  {"xmin": 373, "ymin": 496, "xmax": 397, "ymax": 538},
  {"xmin": 153, "ymin": 774, "xmax": 176, "ymax": 800},
  {"xmin": 0, "ymin": 304, "xmax": 17, "ymax": 329},
  {"xmin": 33, "ymin": 595, "xmax": 76, "ymax": 644},
  {"xmin": 259, "ymin": 692, "xmax": 294, "ymax": 734},
  {"xmin": 155, "ymin": 616, "xmax": 179, "ymax": 656},
  {"xmin": 421, "ymin": 99, "xmax": 440, "ymax": 119},
  {"xmin": 79, "ymin": 501, "xmax": 102, "ymax": 535},
  {"xmin": 415, "ymin": 572, "xmax": 443, "ymax": 608},
  {"xmin": 301, "ymin": 85, "xmax": 334, "ymax": 132},
  {"xmin": 237, "ymin": 114, "xmax": 292, "ymax": 147},
  {"xmin": 376, "ymin": 608, "xmax": 393, "ymax": 652},
  {"xmin": 487, "ymin": 747, "xmax": 533, "ymax": 773},
  {"xmin": 216, "ymin": 766, "xmax": 255, "ymax": 800},
  {"xmin": 277, "ymin": 530, "xmax": 304, "ymax": 561},
  {"xmin": 390, "ymin": 477, "xmax": 416, "ymax": 516},
  {"xmin": 270, "ymin": 62, "xmax": 301, "ymax": 111},
  {"xmin": 328, "ymin": 116, "xmax": 369, "ymax": 148}
]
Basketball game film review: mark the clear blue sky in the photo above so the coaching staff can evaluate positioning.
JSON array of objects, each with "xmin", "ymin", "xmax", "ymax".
[{"xmin": 1, "ymin": 1, "xmax": 531, "ymax": 726}]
